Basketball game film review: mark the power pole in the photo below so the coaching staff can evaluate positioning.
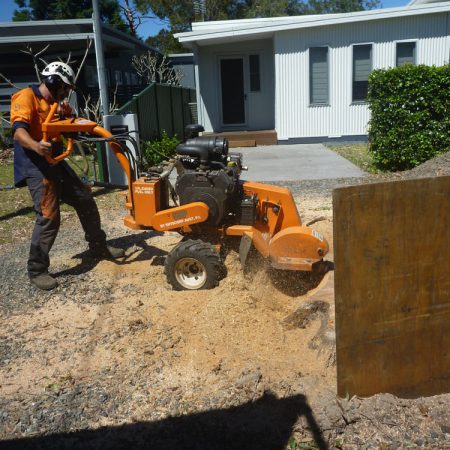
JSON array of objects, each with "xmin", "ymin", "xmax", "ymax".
[{"xmin": 92, "ymin": 0, "xmax": 109, "ymax": 116}]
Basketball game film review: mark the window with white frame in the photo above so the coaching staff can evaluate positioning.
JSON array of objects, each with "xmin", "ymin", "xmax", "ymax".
[
  {"xmin": 396, "ymin": 42, "xmax": 416, "ymax": 66},
  {"xmin": 309, "ymin": 46, "xmax": 329, "ymax": 105},
  {"xmin": 352, "ymin": 44, "xmax": 372, "ymax": 102}
]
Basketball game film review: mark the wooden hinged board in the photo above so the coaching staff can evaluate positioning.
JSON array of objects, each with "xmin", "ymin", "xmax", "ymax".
[{"xmin": 333, "ymin": 175, "xmax": 450, "ymax": 398}]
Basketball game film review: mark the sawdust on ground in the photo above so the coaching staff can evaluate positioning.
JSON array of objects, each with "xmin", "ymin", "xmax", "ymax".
[
  {"xmin": 1, "ymin": 170, "xmax": 448, "ymax": 448},
  {"xmin": 0, "ymin": 198, "xmax": 335, "ymax": 398}
]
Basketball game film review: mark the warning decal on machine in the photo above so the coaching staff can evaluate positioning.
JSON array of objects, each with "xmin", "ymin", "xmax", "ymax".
[
  {"xmin": 159, "ymin": 215, "xmax": 202, "ymax": 229},
  {"xmin": 135, "ymin": 186, "xmax": 154, "ymax": 195}
]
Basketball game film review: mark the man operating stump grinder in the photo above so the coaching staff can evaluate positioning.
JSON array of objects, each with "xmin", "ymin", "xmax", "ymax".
[{"xmin": 11, "ymin": 61, "xmax": 125, "ymax": 291}]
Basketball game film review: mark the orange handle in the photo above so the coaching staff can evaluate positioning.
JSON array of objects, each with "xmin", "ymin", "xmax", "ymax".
[
  {"xmin": 43, "ymin": 103, "xmax": 75, "ymax": 165},
  {"xmin": 45, "ymin": 138, "xmax": 74, "ymax": 165},
  {"xmin": 42, "ymin": 102, "xmax": 59, "ymax": 142}
]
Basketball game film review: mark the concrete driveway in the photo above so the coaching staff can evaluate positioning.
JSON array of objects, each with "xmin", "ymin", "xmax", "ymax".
[{"xmin": 234, "ymin": 143, "xmax": 366, "ymax": 182}]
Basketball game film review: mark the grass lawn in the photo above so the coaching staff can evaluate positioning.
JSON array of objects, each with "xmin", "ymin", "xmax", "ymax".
[
  {"xmin": 0, "ymin": 158, "xmax": 124, "ymax": 246},
  {"xmin": 326, "ymin": 143, "xmax": 380, "ymax": 174}
]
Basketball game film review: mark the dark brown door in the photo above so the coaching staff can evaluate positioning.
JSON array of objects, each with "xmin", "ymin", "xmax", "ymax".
[{"xmin": 220, "ymin": 58, "xmax": 245, "ymax": 125}]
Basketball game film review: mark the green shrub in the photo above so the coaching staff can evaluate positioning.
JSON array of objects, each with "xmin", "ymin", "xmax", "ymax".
[
  {"xmin": 0, "ymin": 114, "xmax": 12, "ymax": 151},
  {"xmin": 142, "ymin": 130, "xmax": 180, "ymax": 167},
  {"xmin": 367, "ymin": 64, "xmax": 450, "ymax": 171}
]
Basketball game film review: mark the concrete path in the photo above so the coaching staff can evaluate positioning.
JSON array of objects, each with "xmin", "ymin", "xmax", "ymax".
[{"xmin": 234, "ymin": 143, "xmax": 366, "ymax": 182}]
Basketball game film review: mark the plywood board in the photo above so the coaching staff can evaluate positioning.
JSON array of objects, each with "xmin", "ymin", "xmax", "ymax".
[{"xmin": 333, "ymin": 176, "xmax": 450, "ymax": 398}]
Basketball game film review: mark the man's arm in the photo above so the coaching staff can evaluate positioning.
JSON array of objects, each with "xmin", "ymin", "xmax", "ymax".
[{"xmin": 14, "ymin": 127, "xmax": 52, "ymax": 157}]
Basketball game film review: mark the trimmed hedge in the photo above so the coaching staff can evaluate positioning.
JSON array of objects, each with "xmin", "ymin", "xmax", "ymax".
[{"xmin": 367, "ymin": 64, "xmax": 450, "ymax": 171}]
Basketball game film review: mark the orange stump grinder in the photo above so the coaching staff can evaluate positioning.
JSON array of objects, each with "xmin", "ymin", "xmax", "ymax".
[{"xmin": 42, "ymin": 103, "xmax": 329, "ymax": 290}]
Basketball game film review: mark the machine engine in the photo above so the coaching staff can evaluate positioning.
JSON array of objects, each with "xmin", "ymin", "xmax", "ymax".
[{"xmin": 174, "ymin": 125, "xmax": 256, "ymax": 227}]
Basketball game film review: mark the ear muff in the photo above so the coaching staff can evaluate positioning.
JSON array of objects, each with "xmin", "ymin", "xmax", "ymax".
[
  {"xmin": 44, "ymin": 75, "xmax": 67, "ymax": 98},
  {"xmin": 44, "ymin": 75, "xmax": 64, "ymax": 89}
]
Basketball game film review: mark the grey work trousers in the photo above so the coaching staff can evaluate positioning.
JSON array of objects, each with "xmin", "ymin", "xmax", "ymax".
[{"xmin": 26, "ymin": 163, "xmax": 106, "ymax": 277}]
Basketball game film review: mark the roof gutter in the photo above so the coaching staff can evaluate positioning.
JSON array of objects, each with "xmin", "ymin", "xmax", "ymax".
[{"xmin": 176, "ymin": 3, "xmax": 450, "ymax": 44}]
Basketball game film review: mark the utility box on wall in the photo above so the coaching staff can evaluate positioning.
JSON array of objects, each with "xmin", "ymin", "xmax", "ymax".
[{"xmin": 103, "ymin": 114, "xmax": 140, "ymax": 186}]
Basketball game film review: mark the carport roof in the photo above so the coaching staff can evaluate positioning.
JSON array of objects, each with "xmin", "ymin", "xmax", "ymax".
[
  {"xmin": 0, "ymin": 18, "xmax": 152, "ymax": 53},
  {"xmin": 175, "ymin": 1, "xmax": 450, "ymax": 47}
]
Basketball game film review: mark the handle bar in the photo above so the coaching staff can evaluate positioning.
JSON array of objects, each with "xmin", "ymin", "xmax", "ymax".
[
  {"xmin": 42, "ymin": 103, "xmax": 75, "ymax": 165},
  {"xmin": 40, "ymin": 105, "xmax": 133, "ymax": 186}
]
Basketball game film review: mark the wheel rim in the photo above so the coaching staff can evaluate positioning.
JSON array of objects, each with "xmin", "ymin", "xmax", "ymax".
[{"xmin": 174, "ymin": 257, "xmax": 207, "ymax": 289}]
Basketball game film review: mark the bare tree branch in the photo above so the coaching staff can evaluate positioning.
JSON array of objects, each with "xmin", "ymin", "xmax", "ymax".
[
  {"xmin": 0, "ymin": 73, "xmax": 21, "ymax": 90},
  {"xmin": 82, "ymin": 84, "xmax": 118, "ymax": 125},
  {"xmin": 34, "ymin": 44, "xmax": 50, "ymax": 58},
  {"xmin": 132, "ymin": 51, "xmax": 183, "ymax": 86},
  {"xmin": 74, "ymin": 38, "xmax": 92, "ymax": 83},
  {"xmin": 120, "ymin": 0, "xmax": 156, "ymax": 37},
  {"xmin": 39, "ymin": 56, "xmax": 49, "ymax": 67},
  {"xmin": 20, "ymin": 44, "xmax": 50, "ymax": 82}
]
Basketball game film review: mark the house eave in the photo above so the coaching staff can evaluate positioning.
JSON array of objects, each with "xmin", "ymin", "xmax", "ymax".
[{"xmin": 176, "ymin": 2, "xmax": 450, "ymax": 45}]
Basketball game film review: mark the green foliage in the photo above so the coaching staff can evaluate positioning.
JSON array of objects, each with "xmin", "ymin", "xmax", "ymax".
[
  {"xmin": 0, "ymin": 114, "xmax": 12, "ymax": 151},
  {"xmin": 145, "ymin": 29, "xmax": 185, "ymax": 55},
  {"xmin": 0, "ymin": 129, "xmax": 12, "ymax": 151},
  {"xmin": 13, "ymin": 0, "xmax": 128, "ymax": 31},
  {"xmin": 367, "ymin": 64, "xmax": 450, "ymax": 171},
  {"xmin": 142, "ymin": 130, "xmax": 180, "ymax": 167}
]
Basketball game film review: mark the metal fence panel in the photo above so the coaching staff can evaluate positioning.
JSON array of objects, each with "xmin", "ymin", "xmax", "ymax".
[
  {"xmin": 171, "ymin": 87, "xmax": 184, "ymax": 139},
  {"xmin": 182, "ymin": 89, "xmax": 192, "ymax": 128},
  {"xmin": 115, "ymin": 83, "xmax": 196, "ymax": 142},
  {"xmin": 137, "ymin": 86, "xmax": 159, "ymax": 141},
  {"xmin": 156, "ymin": 84, "xmax": 173, "ymax": 137}
]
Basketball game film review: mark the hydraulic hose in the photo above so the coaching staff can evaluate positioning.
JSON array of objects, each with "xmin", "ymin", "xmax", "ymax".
[{"xmin": 92, "ymin": 126, "xmax": 134, "ymax": 185}]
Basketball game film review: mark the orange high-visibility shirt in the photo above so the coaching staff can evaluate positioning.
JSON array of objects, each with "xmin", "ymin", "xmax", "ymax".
[{"xmin": 11, "ymin": 86, "xmax": 51, "ymax": 141}]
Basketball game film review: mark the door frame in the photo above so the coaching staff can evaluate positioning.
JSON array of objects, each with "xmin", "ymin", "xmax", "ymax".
[{"xmin": 218, "ymin": 55, "xmax": 248, "ymax": 128}]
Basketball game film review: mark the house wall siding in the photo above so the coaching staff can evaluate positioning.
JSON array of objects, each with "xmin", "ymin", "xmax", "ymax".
[
  {"xmin": 197, "ymin": 39, "xmax": 274, "ymax": 132},
  {"xmin": 274, "ymin": 13, "xmax": 449, "ymax": 140}
]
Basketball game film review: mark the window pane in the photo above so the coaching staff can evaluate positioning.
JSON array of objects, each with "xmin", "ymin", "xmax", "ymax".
[
  {"xmin": 353, "ymin": 44, "xmax": 372, "ymax": 101},
  {"xmin": 397, "ymin": 42, "xmax": 416, "ymax": 66},
  {"xmin": 249, "ymin": 54, "xmax": 260, "ymax": 92},
  {"xmin": 310, "ymin": 47, "xmax": 329, "ymax": 104}
]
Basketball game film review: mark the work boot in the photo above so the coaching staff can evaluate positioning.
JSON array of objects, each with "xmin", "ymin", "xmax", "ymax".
[
  {"xmin": 30, "ymin": 273, "xmax": 58, "ymax": 291},
  {"xmin": 89, "ymin": 245, "xmax": 125, "ymax": 259}
]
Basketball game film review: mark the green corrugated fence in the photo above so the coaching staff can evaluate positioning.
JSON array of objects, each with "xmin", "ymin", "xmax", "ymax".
[{"xmin": 115, "ymin": 83, "xmax": 197, "ymax": 142}]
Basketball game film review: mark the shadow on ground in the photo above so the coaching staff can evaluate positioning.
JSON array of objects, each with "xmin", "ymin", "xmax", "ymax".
[
  {"xmin": 0, "ymin": 392, "xmax": 328, "ymax": 450},
  {"xmin": 53, "ymin": 231, "xmax": 167, "ymax": 278},
  {"xmin": 0, "ymin": 187, "xmax": 123, "ymax": 222}
]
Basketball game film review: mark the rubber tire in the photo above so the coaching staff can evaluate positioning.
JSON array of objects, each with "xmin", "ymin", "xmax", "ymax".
[{"xmin": 164, "ymin": 239, "xmax": 223, "ymax": 291}]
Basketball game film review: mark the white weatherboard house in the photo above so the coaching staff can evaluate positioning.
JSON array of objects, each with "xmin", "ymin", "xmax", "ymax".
[{"xmin": 176, "ymin": 1, "xmax": 450, "ymax": 143}]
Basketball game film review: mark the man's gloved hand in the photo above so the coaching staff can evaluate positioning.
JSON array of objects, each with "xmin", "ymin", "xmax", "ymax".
[
  {"xmin": 57, "ymin": 99, "xmax": 75, "ymax": 118},
  {"xmin": 35, "ymin": 140, "xmax": 53, "ymax": 157}
]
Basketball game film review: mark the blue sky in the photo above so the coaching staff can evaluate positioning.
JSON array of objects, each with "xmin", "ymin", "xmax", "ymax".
[{"xmin": 0, "ymin": 0, "xmax": 410, "ymax": 40}]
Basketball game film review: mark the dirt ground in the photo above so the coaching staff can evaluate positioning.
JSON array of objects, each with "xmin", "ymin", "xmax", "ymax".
[{"xmin": 0, "ymin": 176, "xmax": 449, "ymax": 449}]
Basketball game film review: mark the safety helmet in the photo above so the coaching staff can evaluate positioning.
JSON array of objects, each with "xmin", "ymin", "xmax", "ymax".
[{"xmin": 41, "ymin": 62, "xmax": 75, "ymax": 87}]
